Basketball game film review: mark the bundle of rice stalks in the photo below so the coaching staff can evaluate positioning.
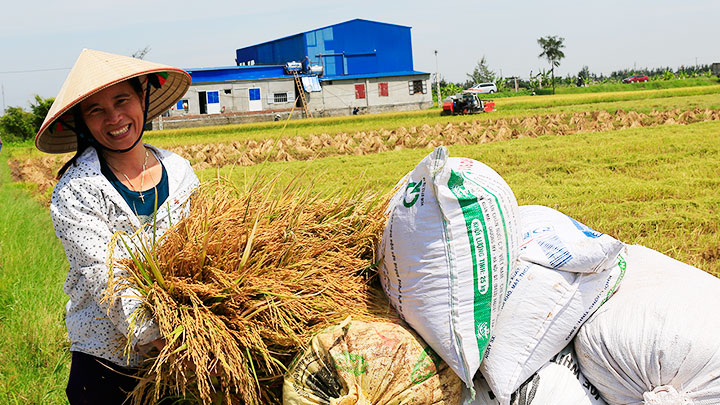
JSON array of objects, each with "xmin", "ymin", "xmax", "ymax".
[{"xmin": 107, "ymin": 177, "xmax": 395, "ymax": 404}]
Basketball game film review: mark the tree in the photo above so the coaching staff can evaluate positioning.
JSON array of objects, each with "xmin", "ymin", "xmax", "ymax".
[
  {"xmin": 0, "ymin": 95, "xmax": 55, "ymax": 142},
  {"xmin": 578, "ymin": 65, "xmax": 590, "ymax": 81},
  {"xmin": 466, "ymin": 56, "xmax": 496, "ymax": 86},
  {"xmin": 537, "ymin": 35, "xmax": 565, "ymax": 94},
  {"xmin": 438, "ymin": 80, "xmax": 464, "ymax": 101},
  {"xmin": 29, "ymin": 95, "xmax": 55, "ymax": 132},
  {"xmin": 0, "ymin": 106, "xmax": 34, "ymax": 141}
]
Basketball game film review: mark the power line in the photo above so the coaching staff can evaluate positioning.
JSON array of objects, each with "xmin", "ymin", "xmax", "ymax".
[{"xmin": 0, "ymin": 67, "xmax": 71, "ymax": 74}]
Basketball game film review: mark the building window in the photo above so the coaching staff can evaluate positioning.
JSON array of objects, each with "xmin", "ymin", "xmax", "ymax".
[
  {"xmin": 378, "ymin": 82, "xmax": 389, "ymax": 97},
  {"xmin": 355, "ymin": 84, "xmax": 366, "ymax": 99},
  {"xmin": 224, "ymin": 89, "xmax": 232, "ymax": 94},
  {"xmin": 274, "ymin": 92, "xmax": 288, "ymax": 103},
  {"xmin": 409, "ymin": 80, "xmax": 426, "ymax": 95},
  {"xmin": 249, "ymin": 88, "xmax": 261, "ymax": 101},
  {"xmin": 177, "ymin": 99, "xmax": 189, "ymax": 110},
  {"xmin": 207, "ymin": 91, "xmax": 220, "ymax": 104}
]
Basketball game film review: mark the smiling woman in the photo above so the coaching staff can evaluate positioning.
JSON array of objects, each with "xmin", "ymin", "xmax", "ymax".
[
  {"xmin": 79, "ymin": 80, "xmax": 146, "ymax": 152},
  {"xmin": 33, "ymin": 49, "xmax": 199, "ymax": 405}
]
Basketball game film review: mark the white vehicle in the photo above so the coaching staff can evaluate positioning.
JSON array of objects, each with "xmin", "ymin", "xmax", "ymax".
[{"xmin": 464, "ymin": 82, "xmax": 497, "ymax": 94}]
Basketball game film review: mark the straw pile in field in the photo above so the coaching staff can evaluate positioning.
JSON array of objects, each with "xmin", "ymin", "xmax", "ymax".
[
  {"xmin": 11, "ymin": 108, "xmax": 720, "ymax": 191},
  {"xmin": 108, "ymin": 178, "xmax": 396, "ymax": 404},
  {"xmin": 167, "ymin": 107, "xmax": 720, "ymax": 169}
]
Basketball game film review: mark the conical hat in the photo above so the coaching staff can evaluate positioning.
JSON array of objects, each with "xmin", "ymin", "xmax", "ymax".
[{"xmin": 35, "ymin": 49, "xmax": 191, "ymax": 154}]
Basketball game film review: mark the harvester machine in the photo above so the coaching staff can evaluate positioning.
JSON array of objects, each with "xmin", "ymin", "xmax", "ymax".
[{"xmin": 441, "ymin": 93, "xmax": 495, "ymax": 115}]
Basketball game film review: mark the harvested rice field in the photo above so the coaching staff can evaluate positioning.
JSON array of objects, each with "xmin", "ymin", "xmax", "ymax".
[{"xmin": 1, "ymin": 87, "xmax": 719, "ymax": 403}]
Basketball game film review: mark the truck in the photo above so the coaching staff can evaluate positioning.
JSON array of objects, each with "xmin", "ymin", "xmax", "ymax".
[{"xmin": 441, "ymin": 93, "xmax": 495, "ymax": 115}]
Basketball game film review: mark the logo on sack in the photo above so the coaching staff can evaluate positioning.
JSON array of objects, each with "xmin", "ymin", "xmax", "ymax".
[
  {"xmin": 476, "ymin": 322, "xmax": 490, "ymax": 341},
  {"xmin": 403, "ymin": 180, "xmax": 423, "ymax": 207},
  {"xmin": 333, "ymin": 352, "xmax": 368, "ymax": 376}
]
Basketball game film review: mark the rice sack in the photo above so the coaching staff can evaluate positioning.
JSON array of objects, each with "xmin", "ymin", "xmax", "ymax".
[
  {"xmin": 468, "ymin": 344, "xmax": 606, "ymax": 405},
  {"xmin": 378, "ymin": 146, "xmax": 520, "ymax": 388},
  {"xmin": 479, "ymin": 206, "xmax": 626, "ymax": 404},
  {"xmin": 283, "ymin": 317, "xmax": 463, "ymax": 404},
  {"xmin": 575, "ymin": 244, "xmax": 720, "ymax": 404}
]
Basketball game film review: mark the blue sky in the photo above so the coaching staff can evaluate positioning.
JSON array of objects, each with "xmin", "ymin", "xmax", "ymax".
[{"xmin": 2, "ymin": 0, "xmax": 718, "ymax": 109}]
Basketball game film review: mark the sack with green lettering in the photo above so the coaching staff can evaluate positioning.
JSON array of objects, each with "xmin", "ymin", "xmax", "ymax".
[
  {"xmin": 283, "ymin": 317, "xmax": 463, "ymax": 405},
  {"xmin": 378, "ymin": 146, "xmax": 520, "ymax": 389}
]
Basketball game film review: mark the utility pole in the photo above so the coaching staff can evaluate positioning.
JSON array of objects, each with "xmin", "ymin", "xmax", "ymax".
[{"xmin": 434, "ymin": 50, "xmax": 441, "ymax": 108}]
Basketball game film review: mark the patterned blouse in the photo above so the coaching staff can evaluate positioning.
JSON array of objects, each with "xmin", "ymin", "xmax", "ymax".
[{"xmin": 50, "ymin": 145, "xmax": 199, "ymax": 367}]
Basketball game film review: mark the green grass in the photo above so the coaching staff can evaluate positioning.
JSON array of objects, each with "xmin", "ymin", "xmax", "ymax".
[
  {"xmin": 0, "ymin": 151, "xmax": 70, "ymax": 404},
  {"xmin": 460, "ymin": 77, "xmax": 720, "ymax": 100},
  {"xmin": 536, "ymin": 76, "xmax": 720, "ymax": 95},
  {"xmin": 202, "ymin": 120, "xmax": 720, "ymax": 276}
]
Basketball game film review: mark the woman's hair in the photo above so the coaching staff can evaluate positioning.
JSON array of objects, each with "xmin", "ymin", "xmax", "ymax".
[{"xmin": 55, "ymin": 77, "xmax": 144, "ymax": 179}]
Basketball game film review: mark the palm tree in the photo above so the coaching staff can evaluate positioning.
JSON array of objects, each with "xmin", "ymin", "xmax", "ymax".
[{"xmin": 537, "ymin": 36, "xmax": 565, "ymax": 95}]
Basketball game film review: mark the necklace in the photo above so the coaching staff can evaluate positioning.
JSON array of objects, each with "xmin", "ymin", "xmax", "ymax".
[{"xmin": 106, "ymin": 147, "xmax": 150, "ymax": 203}]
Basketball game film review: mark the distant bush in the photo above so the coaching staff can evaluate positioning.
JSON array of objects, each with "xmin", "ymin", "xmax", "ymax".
[
  {"xmin": 0, "ymin": 95, "xmax": 54, "ymax": 142},
  {"xmin": 0, "ymin": 107, "xmax": 34, "ymax": 142}
]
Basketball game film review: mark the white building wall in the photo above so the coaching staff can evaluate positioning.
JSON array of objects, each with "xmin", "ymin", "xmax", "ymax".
[
  {"xmin": 163, "ymin": 74, "xmax": 431, "ymax": 123},
  {"xmin": 168, "ymin": 79, "xmax": 296, "ymax": 117},
  {"xmin": 308, "ymin": 75, "xmax": 431, "ymax": 114}
]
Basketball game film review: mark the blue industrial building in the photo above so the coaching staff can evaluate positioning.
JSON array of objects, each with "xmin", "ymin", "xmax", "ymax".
[
  {"xmin": 163, "ymin": 19, "xmax": 431, "ymax": 126},
  {"xmin": 235, "ymin": 19, "xmax": 416, "ymax": 79}
]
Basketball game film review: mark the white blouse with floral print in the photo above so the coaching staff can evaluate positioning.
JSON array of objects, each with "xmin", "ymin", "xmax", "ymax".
[{"xmin": 51, "ymin": 145, "xmax": 199, "ymax": 367}]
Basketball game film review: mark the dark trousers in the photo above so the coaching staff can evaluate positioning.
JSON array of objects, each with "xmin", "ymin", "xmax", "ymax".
[{"xmin": 66, "ymin": 351, "xmax": 140, "ymax": 405}]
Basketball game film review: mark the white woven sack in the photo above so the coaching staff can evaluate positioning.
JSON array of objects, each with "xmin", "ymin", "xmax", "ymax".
[
  {"xmin": 466, "ymin": 345, "xmax": 606, "ymax": 405},
  {"xmin": 378, "ymin": 146, "xmax": 520, "ymax": 388},
  {"xmin": 479, "ymin": 255, "xmax": 626, "ymax": 404},
  {"xmin": 519, "ymin": 205, "xmax": 624, "ymax": 272},
  {"xmin": 478, "ymin": 206, "xmax": 627, "ymax": 404},
  {"xmin": 575, "ymin": 244, "xmax": 720, "ymax": 405}
]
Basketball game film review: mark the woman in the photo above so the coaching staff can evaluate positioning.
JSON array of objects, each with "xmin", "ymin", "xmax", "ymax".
[{"xmin": 35, "ymin": 49, "xmax": 199, "ymax": 404}]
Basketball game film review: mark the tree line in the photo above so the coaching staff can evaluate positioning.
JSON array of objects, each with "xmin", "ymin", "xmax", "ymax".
[
  {"xmin": 1, "ymin": 96, "xmax": 54, "ymax": 143},
  {"xmin": 441, "ymin": 35, "xmax": 715, "ymax": 98}
]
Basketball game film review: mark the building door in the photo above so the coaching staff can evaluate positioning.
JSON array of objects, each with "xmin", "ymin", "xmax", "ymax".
[
  {"xmin": 206, "ymin": 91, "xmax": 221, "ymax": 114},
  {"xmin": 248, "ymin": 88, "xmax": 262, "ymax": 112},
  {"xmin": 198, "ymin": 91, "xmax": 207, "ymax": 114}
]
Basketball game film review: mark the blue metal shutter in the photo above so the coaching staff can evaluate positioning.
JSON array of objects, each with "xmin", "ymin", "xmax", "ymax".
[
  {"xmin": 249, "ymin": 88, "xmax": 261, "ymax": 101},
  {"xmin": 207, "ymin": 91, "xmax": 219, "ymax": 104}
]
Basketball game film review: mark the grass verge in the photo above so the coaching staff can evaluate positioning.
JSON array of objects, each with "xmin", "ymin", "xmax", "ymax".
[{"xmin": 0, "ymin": 152, "xmax": 70, "ymax": 404}]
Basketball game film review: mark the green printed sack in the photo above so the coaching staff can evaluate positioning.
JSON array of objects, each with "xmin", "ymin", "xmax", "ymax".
[
  {"xmin": 283, "ymin": 317, "xmax": 463, "ymax": 404},
  {"xmin": 378, "ymin": 146, "xmax": 520, "ymax": 389}
]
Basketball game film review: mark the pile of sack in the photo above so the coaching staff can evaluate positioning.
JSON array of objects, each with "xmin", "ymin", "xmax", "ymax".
[{"xmin": 370, "ymin": 146, "xmax": 720, "ymax": 404}]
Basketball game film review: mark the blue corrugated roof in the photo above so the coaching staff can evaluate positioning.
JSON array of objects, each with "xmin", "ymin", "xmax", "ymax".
[{"xmin": 184, "ymin": 65, "xmax": 428, "ymax": 84}]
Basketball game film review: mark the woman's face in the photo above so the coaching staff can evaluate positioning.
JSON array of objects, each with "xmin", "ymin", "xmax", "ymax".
[{"xmin": 79, "ymin": 80, "xmax": 144, "ymax": 151}]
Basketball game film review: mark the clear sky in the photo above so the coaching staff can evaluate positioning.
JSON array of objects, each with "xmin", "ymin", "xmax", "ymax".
[{"xmin": 2, "ymin": 0, "xmax": 718, "ymax": 110}]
